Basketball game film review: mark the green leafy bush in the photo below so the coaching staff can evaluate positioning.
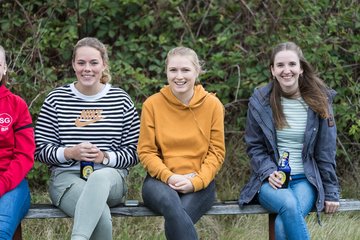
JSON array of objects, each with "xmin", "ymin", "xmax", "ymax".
[{"xmin": 0, "ymin": 0, "xmax": 358, "ymax": 192}]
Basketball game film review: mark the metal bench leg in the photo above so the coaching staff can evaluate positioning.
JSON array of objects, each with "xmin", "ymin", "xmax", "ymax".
[
  {"xmin": 13, "ymin": 223, "xmax": 22, "ymax": 240},
  {"xmin": 269, "ymin": 213, "xmax": 276, "ymax": 240}
]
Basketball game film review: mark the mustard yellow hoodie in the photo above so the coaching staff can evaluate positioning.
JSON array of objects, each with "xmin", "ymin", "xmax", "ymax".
[{"xmin": 138, "ymin": 85, "xmax": 225, "ymax": 192}]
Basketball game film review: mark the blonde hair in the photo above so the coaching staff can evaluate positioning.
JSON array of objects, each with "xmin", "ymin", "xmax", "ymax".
[
  {"xmin": 165, "ymin": 47, "xmax": 204, "ymax": 79},
  {"xmin": 0, "ymin": 45, "xmax": 8, "ymax": 85},
  {"xmin": 72, "ymin": 37, "xmax": 111, "ymax": 83}
]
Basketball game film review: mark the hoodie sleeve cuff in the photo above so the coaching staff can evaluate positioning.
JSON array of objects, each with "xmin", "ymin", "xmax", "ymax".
[
  {"xmin": 190, "ymin": 176, "xmax": 204, "ymax": 192},
  {"xmin": 160, "ymin": 170, "xmax": 174, "ymax": 184}
]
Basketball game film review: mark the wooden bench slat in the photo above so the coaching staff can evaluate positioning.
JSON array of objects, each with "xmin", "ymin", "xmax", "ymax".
[
  {"xmin": 16, "ymin": 198, "xmax": 360, "ymax": 240},
  {"xmin": 24, "ymin": 199, "xmax": 360, "ymax": 219}
]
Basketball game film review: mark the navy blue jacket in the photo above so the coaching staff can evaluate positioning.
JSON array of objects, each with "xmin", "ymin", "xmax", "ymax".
[{"xmin": 239, "ymin": 82, "xmax": 340, "ymax": 212}]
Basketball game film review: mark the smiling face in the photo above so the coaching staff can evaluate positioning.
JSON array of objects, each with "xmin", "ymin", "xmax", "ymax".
[
  {"xmin": 72, "ymin": 46, "xmax": 106, "ymax": 95},
  {"xmin": 271, "ymin": 50, "xmax": 303, "ymax": 96},
  {"xmin": 166, "ymin": 55, "xmax": 199, "ymax": 104}
]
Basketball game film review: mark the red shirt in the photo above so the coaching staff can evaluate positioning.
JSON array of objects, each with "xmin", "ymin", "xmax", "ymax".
[{"xmin": 0, "ymin": 85, "xmax": 34, "ymax": 196}]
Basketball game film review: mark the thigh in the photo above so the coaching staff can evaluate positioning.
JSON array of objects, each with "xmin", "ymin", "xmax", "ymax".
[
  {"xmin": 180, "ymin": 181, "xmax": 216, "ymax": 223},
  {"xmin": 290, "ymin": 176, "xmax": 316, "ymax": 216},
  {"xmin": 51, "ymin": 170, "xmax": 86, "ymax": 216},
  {"xmin": 88, "ymin": 168, "xmax": 127, "ymax": 207},
  {"xmin": 0, "ymin": 179, "xmax": 30, "ymax": 232},
  {"xmin": 258, "ymin": 182, "xmax": 298, "ymax": 213},
  {"xmin": 142, "ymin": 175, "xmax": 182, "ymax": 214}
]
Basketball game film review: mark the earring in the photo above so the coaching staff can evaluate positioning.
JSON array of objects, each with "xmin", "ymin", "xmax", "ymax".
[{"xmin": 272, "ymin": 75, "xmax": 276, "ymax": 80}]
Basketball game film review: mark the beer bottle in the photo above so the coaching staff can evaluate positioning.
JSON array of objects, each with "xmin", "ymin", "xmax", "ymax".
[
  {"xmin": 80, "ymin": 161, "xmax": 94, "ymax": 180},
  {"xmin": 277, "ymin": 151, "xmax": 291, "ymax": 188}
]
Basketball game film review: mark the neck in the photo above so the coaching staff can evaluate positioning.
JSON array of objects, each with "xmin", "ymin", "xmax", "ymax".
[
  {"xmin": 173, "ymin": 90, "xmax": 194, "ymax": 105},
  {"xmin": 75, "ymin": 82, "xmax": 105, "ymax": 96}
]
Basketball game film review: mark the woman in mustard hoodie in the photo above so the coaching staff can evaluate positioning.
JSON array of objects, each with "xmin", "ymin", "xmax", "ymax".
[{"xmin": 138, "ymin": 47, "xmax": 225, "ymax": 240}]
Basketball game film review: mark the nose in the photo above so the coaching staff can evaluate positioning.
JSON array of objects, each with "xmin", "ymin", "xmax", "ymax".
[
  {"xmin": 175, "ymin": 71, "xmax": 183, "ymax": 79},
  {"xmin": 283, "ymin": 65, "xmax": 291, "ymax": 73},
  {"xmin": 84, "ymin": 63, "xmax": 91, "ymax": 71}
]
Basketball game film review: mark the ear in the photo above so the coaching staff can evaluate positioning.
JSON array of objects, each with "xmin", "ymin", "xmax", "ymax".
[{"xmin": 72, "ymin": 61, "xmax": 76, "ymax": 72}]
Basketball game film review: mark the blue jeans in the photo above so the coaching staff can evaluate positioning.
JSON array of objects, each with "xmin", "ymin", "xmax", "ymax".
[
  {"xmin": 142, "ymin": 175, "xmax": 215, "ymax": 240},
  {"xmin": 0, "ymin": 179, "xmax": 31, "ymax": 240},
  {"xmin": 258, "ymin": 174, "xmax": 316, "ymax": 240}
]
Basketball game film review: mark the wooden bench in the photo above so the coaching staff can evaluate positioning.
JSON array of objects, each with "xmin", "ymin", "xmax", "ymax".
[{"xmin": 14, "ymin": 198, "xmax": 360, "ymax": 240}]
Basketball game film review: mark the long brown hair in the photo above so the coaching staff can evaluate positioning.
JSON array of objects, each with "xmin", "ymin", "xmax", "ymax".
[
  {"xmin": 0, "ymin": 45, "xmax": 8, "ymax": 86},
  {"xmin": 269, "ymin": 42, "xmax": 330, "ymax": 129},
  {"xmin": 72, "ymin": 37, "xmax": 111, "ymax": 83}
]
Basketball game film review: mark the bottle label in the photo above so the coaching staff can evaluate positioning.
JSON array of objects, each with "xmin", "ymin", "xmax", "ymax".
[
  {"xmin": 82, "ymin": 166, "xmax": 93, "ymax": 179},
  {"xmin": 278, "ymin": 171, "xmax": 287, "ymax": 185},
  {"xmin": 80, "ymin": 162, "xmax": 94, "ymax": 180},
  {"xmin": 278, "ymin": 151, "xmax": 291, "ymax": 188}
]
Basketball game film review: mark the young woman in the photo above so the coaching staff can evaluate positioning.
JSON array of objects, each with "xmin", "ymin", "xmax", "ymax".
[
  {"xmin": 137, "ymin": 47, "xmax": 226, "ymax": 240},
  {"xmin": 239, "ymin": 42, "xmax": 340, "ymax": 240},
  {"xmin": 35, "ymin": 37, "xmax": 140, "ymax": 240},
  {"xmin": 0, "ymin": 45, "xmax": 35, "ymax": 239}
]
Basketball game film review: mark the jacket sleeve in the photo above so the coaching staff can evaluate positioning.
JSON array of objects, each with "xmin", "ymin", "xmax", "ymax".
[
  {"xmin": 314, "ymin": 98, "xmax": 340, "ymax": 201},
  {"xmin": 190, "ymin": 99, "xmax": 226, "ymax": 192},
  {"xmin": 0, "ymin": 98, "xmax": 34, "ymax": 196},
  {"xmin": 244, "ymin": 106, "xmax": 277, "ymax": 182},
  {"xmin": 137, "ymin": 100, "xmax": 173, "ymax": 183}
]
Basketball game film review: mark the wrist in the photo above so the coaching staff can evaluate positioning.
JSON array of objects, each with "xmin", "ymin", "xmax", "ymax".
[
  {"xmin": 64, "ymin": 147, "xmax": 73, "ymax": 160},
  {"xmin": 102, "ymin": 151, "xmax": 110, "ymax": 165}
]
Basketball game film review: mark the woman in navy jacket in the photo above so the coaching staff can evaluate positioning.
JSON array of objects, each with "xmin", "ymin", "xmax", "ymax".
[{"xmin": 239, "ymin": 42, "xmax": 339, "ymax": 240}]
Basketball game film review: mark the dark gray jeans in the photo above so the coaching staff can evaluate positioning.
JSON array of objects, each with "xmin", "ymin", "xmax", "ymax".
[{"xmin": 142, "ymin": 175, "xmax": 215, "ymax": 240}]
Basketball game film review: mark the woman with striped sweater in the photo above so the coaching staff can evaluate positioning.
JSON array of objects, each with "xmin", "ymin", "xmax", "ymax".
[{"xmin": 35, "ymin": 37, "xmax": 140, "ymax": 240}]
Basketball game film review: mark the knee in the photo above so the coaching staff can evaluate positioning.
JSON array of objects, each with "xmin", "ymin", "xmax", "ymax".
[
  {"xmin": 280, "ymin": 197, "xmax": 300, "ymax": 214},
  {"xmin": 87, "ymin": 170, "xmax": 114, "ymax": 188}
]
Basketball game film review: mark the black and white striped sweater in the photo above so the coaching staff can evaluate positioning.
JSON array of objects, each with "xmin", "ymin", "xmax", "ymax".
[{"xmin": 35, "ymin": 83, "xmax": 140, "ymax": 171}]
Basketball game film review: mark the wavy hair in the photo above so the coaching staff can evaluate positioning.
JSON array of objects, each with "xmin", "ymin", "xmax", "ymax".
[{"xmin": 72, "ymin": 37, "xmax": 111, "ymax": 83}]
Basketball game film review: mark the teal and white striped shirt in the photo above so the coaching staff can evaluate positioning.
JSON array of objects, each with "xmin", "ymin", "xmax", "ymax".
[{"xmin": 277, "ymin": 97, "xmax": 308, "ymax": 175}]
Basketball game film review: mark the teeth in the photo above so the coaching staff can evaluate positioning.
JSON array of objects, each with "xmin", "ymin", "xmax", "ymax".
[{"xmin": 175, "ymin": 81, "xmax": 186, "ymax": 85}]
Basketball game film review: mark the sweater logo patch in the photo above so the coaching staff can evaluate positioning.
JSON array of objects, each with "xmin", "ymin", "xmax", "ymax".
[
  {"xmin": 74, "ymin": 109, "xmax": 104, "ymax": 127},
  {"xmin": 0, "ymin": 113, "xmax": 12, "ymax": 132}
]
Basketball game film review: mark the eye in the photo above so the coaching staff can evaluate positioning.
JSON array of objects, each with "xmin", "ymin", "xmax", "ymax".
[
  {"xmin": 90, "ymin": 61, "xmax": 99, "ymax": 66},
  {"xmin": 276, "ymin": 63, "xmax": 284, "ymax": 67},
  {"xmin": 289, "ymin": 62, "xmax": 297, "ymax": 66},
  {"xmin": 169, "ymin": 68, "xmax": 177, "ymax": 72}
]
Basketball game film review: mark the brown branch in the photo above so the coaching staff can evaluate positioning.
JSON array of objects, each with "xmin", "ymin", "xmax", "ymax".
[
  {"xmin": 240, "ymin": 0, "xmax": 255, "ymax": 17},
  {"xmin": 234, "ymin": 65, "xmax": 241, "ymax": 102},
  {"xmin": 176, "ymin": 6, "xmax": 196, "ymax": 43},
  {"xmin": 196, "ymin": 0, "xmax": 213, "ymax": 37},
  {"xmin": 14, "ymin": 0, "xmax": 35, "ymax": 34}
]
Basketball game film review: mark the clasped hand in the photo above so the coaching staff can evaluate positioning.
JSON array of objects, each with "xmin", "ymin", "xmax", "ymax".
[
  {"xmin": 167, "ymin": 173, "xmax": 195, "ymax": 194},
  {"xmin": 65, "ymin": 142, "xmax": 104, "ymax": 163}
]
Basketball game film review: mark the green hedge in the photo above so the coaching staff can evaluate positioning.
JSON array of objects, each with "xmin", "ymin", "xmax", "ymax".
[{"xmin": 1, "ymin": 0, "xmax": 359, "ymax": 187}]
